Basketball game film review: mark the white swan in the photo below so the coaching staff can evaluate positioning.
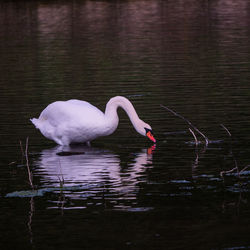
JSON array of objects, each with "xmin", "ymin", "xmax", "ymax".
[{"xmin": 30, "ymin": 96, "xmax": 156, "ymax": 145}]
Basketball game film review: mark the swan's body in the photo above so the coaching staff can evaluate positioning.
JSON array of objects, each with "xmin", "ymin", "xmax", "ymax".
[{"xmin": 31, "ymin": 96, "xmax": 156, "ymax": 145}]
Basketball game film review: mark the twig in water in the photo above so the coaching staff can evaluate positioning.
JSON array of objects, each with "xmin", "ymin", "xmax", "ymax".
[
  {"xmin": 19, "ymin": 140, "xmax": 25, "ymax": 165},
  {"xmin": 220, "ymin": 167, "xmax": 238, "ymax": 179},
  {"xmin": 25, "ymin": 137, "xmax": 29, "ymax": 167},
  {"xmin": 57, "ymin": 160, "xmax": 65, "ymax": 214},
  {"xmin": 220, "ymin": 157, "xmax": 239, "ymax": 180},
  {"xmin": 220, "ymin": 124, "xmax": 232, "ymax": 137},
  {"xmin": 192, "ymin": 151, "xmax": 199, "ymax": 171},
  {"xmin": 57, "ymin": 159, "xmax": 64, "ymax": 188},
  {"xmin": 28, "ymin": 197, "xmax": 34, "ymax": 244},
  {"xmin": 160, "ymin": 105, "xmax": 209, "ymax": 146},
  {"xmin": 19, "ymin": 140, "xmax": 25, "ymax": 157},
  {"xmin": 26, "ymin": 137, "xmax": 34, "ymax": 189},
  {"xmin": 20, "ymin": 137, "xmax": 34, "ymax": 189},
  {"xmin": 8, "ymin": 161, "xmax": 17, "ymax": 166},
  {"xmin": 189, "ymin": 128, "xmax": 198, "ymax": 147},
  {"xmin": 221, "ymin": 164, "xmax": 250, "ymax": 180},
  {"xmin": 239, "ymin": 165, "xmax": 250, "ymax": 176}
]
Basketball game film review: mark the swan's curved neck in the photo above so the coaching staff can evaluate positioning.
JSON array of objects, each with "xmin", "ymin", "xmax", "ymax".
[{"xmin": 104, "ymin": 96, "xmax": 143, "ymax": 134}]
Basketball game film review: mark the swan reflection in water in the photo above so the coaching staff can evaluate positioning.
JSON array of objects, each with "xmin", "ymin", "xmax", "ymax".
[{"xmin": 34, "ymin": 145, "xmax": 155, "ymax": 201}]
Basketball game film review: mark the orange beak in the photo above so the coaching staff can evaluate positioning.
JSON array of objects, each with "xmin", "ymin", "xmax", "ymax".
[{"xmin": 146, "ymin": 131, "xmax": 156, "ymax": 143}]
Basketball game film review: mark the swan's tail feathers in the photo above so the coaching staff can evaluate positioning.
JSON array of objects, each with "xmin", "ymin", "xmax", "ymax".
[{"xmin": 30, "ymin": 118, "xmax": 40, "ymax": 129}]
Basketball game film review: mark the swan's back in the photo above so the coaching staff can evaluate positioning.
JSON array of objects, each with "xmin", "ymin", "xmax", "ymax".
[
  {"xmin": 39, "ymin": 100, "xmax": 104, "ymax": 126},
  {"xmin": 66, "ymin": 99, "xmax": 95, "ymax": 108}
]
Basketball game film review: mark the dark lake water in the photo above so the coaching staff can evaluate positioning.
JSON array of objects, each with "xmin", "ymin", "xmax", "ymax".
[{"xmin": 1, "ymin": 0, "xmax": 250, "ymax": 249}]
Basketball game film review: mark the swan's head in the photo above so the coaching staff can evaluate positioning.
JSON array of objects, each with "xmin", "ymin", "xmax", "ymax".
[{"xmin": 136, "ymin": 121, "xmax": 156, "ymax": 143}]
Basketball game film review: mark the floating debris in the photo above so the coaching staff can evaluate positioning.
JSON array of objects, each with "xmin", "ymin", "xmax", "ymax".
[
  {"xmin": 6, "ymin": 189, "xmax": 47, "ymax": 197},
  {"xmin": 5, "ymin": 184, "xmax": 100, "ymax": 198},
  {"xmin": 169, "ymin": 180, "xmax": 191, "ymax": 184}
]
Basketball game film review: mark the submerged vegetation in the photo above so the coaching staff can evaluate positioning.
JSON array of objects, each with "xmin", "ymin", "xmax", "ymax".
[{"xmin": 161, "ymin": 105, "xmax": 250, "ymax": 180}]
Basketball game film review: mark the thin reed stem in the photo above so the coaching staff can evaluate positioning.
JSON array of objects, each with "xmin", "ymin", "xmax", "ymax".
[
  {"xmin": 239, "ymin": 165, "xmax": 250, "ymax": 175},
  {"xmin": 19, "ymin": 140, "xmax": 25, "ymax": 159},
  {"xmin": 220, "ymin": 124, "xmax": 232, "ymax": 137},
  {"xmin": 220, "ymin": 167, "xmax": 238, "ymax": 178},
  {"xmin": 160, "ymin": 105, "xmax": 209, "ymax": 145},
  {"xmin": 57, "ymin": 160, "xmax": 64, "ymax": 188},
  {"xmin": 24, "ymin": 137, "xmax": 34, "ymax": 189},
  {"xmin": 189, "ymin": 128, "xmax": 198, "ymax": 147}
]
